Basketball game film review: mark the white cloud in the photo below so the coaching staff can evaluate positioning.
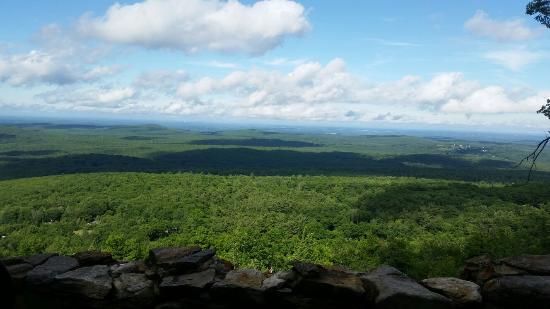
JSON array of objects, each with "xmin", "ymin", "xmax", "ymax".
[
  {"xmin": 134, "ymin": 70, "xmax": 188, "ymax": 90},
  {"xmin": 484, "ymin": 48, "xmax": 543, "ymax": 71},
  {"xmin": 465, "ymin": 10, "xmax": 541, "ymax": 41},
  {"xmin": 205, "ymin": 61, "xmax": 239, "ymax": 69},
  {"xmin": 0, "ymin": 50, "xmax": 116, "ymax": 86},
  {"xmin": 39, "ymin": 86, "xmax": 137, "ymax": 109},
  {"xmin": 0, "ymin": 50, "xmax": 75, "ymax": 86},
  {"xmin": 21, "ymin": 59, "xmax": 548, "ymax": 128},
  {"xmin": 177, "ymin": 58, "xmax": 358, "ymax": 107},
  {"xmin": 263, "ymin": 57, "xmax": 308, "ymax": 66},
  {"xmin": 79, "ymin": 0, "xmax": 310, "ymax": 55},
  {"xmin": 441, "ymin": 88, "xmax": 548, "ymax": 114},
  {"xmin": 372, "ymin": 112, "xmax": 406, "ymax": 121},
  {"xmin": 172, "ymin": 60, "xmax": 547, "ymax": 120}
]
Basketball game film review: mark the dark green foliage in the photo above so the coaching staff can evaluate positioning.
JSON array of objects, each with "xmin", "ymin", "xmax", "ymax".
[
  {"xmin": 0, "ymin": 133, "xmax": 16, "ymax": 140},
  {"xmin": 1, "ymin": 124, "xmax": 549, "ymax": 182},
  {"xmin": 1, "ymin": 173, "xmax": 548, "ymax": 279},
  {"xmin": 0, "ymin": 150, "xmax": 59, "ymax": 156},
  {"xmin": 0, "ymin": 149, "xmax": 546, "ymax": 182},
  {"xmin": 537, "ymin": 99, "xmax": 550, "ymax": 120},
  {"xmin": 0, "ymin": 124, "xmax": 549, "ymax": 278},
  {"xmin": 122, "ymin": 136, "xmax": 159, "ymax": 141},
  {"xmin": 527, "ymin": 0, "xmax": 550, "ymax": 28},
  {"xmin": 189, "ymin": 138, "xmax": 321, "ymax": 147}
]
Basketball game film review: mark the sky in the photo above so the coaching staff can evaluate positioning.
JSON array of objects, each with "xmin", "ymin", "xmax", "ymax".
[{"xmin": 0, "ymin": 0, "xmax": 549, "ymax": 132}]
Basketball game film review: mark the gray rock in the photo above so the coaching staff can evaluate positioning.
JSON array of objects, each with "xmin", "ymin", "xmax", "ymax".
[
  {"xmin": 498, "ymin": 255, "xmax": 550, "ymax": 275},
  {"xmin": 1, "ymin": 256, "xmax": 25, "ymax": 266},
  {"xmin": 7, "ymin": 263, "xmax": 33, "ymax": 278},
  {"xmin": 218, "ymin": 268, "xmax": 265, "ymax": 289},
  {"xmin": 113, "ymin": 273, "xmax": 155, "ymax": 308},
  {"xmin": 53, "ymin": 265, "xmax": 112, "ymax": 299},
  {"xmin": 293, "ymin": 262, "xmax": 325, "ymax": 278},
  {"xmin": 295, "ymin": 268, "xmax": 366, "ymax": 306},
  {"xmin": 209, "ymin": 257, "xmax": 234, "ymax": 277},
  {"xmin": 262, "ymin": 271, "xmax": 295, "ymax": 290},
  {"xmin": 111, "ymin": 261, "xmax": 147, "ymax": 277},
  {"xmin": 296, "ymin": 271, "xmax": 365, "ymax": 296},
  {"xmin": 179, "ymin": 249, "xmax": 216, "ymax": 270},
  {"xmin": 6, "ymin": 263, "xmax": 34, "ymax": 288},
  {"xmin": 362, "ymin": 266, "xmax": 453, "ymax": 309},
  {"xmin": 24, "ymin": 253, "xmax": 58, "ymax": 266},
  {"xmin": 211, "ymin": 269, "xmax": 266, "ymax": 304},
  {"xmin": 483, "ymin": 275, "xmax": 550, "ymax": 309},
  {"xmin": 148, "ymin": 247, "xmax": 214, "ymax": 275},
  {"xmin": 160, "ymin": 268, "xmax": 215, "ymax": 297},
  {"xmin": 26, "ymin": 255, "xmax": 79, "ymax": 285},
  {"xmin": 492, "ymin": 263, "xmax": 527, "ymax": 276},
  {"xmin": 155, "ymin": 301, "xmax": 185, "ymax": 309},
  {"xmin": 73, "ymin": 251, "xmax": 116, "ymax": 266},
  {"xmin": 461, "ymin": 255, "xmax": 496, "ymax": 285},
  {"xmin": 422, "ymin": 277, "xmax": 482, "ymax": 308},
  {"xmin": 147, "ymin": 247, "xmax": 201, "ymax": 265}
]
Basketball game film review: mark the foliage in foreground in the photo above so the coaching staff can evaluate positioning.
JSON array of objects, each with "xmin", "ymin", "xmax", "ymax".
[{"xmin": 1, "ymin": 173, "xmax": 549, "ymax": 279}]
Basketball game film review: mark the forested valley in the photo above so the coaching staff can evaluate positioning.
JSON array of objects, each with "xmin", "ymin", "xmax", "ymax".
[{"xmin": 1, "ymin": 124, "xmax": 549, "ymax": 279}]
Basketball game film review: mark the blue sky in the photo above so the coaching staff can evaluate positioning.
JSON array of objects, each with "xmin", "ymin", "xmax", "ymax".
[{"xmin": 0, "ymin": 0, "xmax": 549, "ymax": 132}]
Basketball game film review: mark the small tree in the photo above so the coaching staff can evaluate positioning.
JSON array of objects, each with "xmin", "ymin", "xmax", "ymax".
[
  {"xmin": 527, "ymin": 0, "xmax": 550, "ymax": 28},
  {"xmin": 520, "ymin": 1, "xmax": 550, "ymax": 180}
]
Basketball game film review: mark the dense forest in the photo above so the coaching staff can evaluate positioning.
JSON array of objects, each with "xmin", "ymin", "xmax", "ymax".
[
  {"xmin": 1, "ymin": 172, "xmax": 549, "ymax": 279},
  {"xmin": 1, "ymin": 124, "xmax": 549, "ymax": 279},
  {"xmin": 1, "ymin": 124, "xmax": 549, "ymax": 182}
]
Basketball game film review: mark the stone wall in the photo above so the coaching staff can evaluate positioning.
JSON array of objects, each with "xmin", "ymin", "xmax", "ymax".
[{"xmin": 2, "ymin": 247, "xmax": 549, "ymax": 308}]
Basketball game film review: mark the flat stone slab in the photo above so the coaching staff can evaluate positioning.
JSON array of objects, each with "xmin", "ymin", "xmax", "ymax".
[
  {"xmin": 483, "ymin": 275, "xmax": 550, "ymax": 309},
  {"xmin": 148, "ymin": 247, "xmax": 201, "ymax": 265},
  {"xmin": 220, "ymin": 269, "xmax": 265, "ymax": 289},
  {"xmin": 262, "ymin": 271, "xmax": 295, "ymax": 290},
  {"xmin": 362, "ymin": 266, "xmax": 453, "ymax": 309},
  {"xmin": 422, "ymin": 277, "xmax": 482, "ymax": 307},
  {"xmin": 111, "ymin": 261, "xmax": 147, "ymax": 277},
  {"xmin": 24, "ymin": 253, "xmax": 58, "ymax": 266},
  {"xmin": 148, "ymin": 247, "xmax": 214, "ymax": 275},
  {"xmin": 114, "ymin": 272, "xmax": 155, "ymax": 304},
  {"xmin": 73, "ymin": 251, "xmax": 116, "ymax": 266},
  {"xmin": 297, "ymin": 270, "xmax": 365, "ymax": 297},
  {"xmin": 160, "ymin": 269, "xmax": 216, "ymax": 296},
  {"xmin": 53, "ymin": 265, "xmax": 113, "ymax": 299},
  {"xmin": 210, "ymin": 269, "xmax": 266, "ymax": 305},
  {"xmin": 7, "ymin": 263, "xmax": 34, "ymax": 278},
  {"xmin": 26, "ymin": 255, "xmax": 79, "ymax": 286},
  {"xmin": 498, "ymin": 255, "xmax": 550, "ymax": 275}
]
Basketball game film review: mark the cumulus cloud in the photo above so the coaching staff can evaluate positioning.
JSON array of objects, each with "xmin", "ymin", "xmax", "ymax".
[
  {"xmin": 26, "ymin": 60, "xmax": 549, "ymax": 126},
  {"xmin": 484, "ymin": 48, "xmax": 543, "ymax": 71},
  {"xmin": 39, "ymin": 86, "xmax": 137, "ymax": 109},
  {"xmin": 372, "ymin": 112, "xmax": 405, "ymax": 121},
  {"xmin": 0, "ymin": 50, "xmax": 116, "ymax": 86},
  {"xmin": 78, "ymin": 0, "xmax": 310, "ymax": 55},
  {"xmin": 0, "ymin": 23, "xmax": 119, "ymax": 87},
  {"xmin": 441, "ymin": 88, "xmax": 550, "ymax": 115},
  {"xmin": 134, "ymin": 70, "xmax": 188, "ymax": 90},
  {"xmin": 263, "ymin": 58, "xmax": 308, "ymax": 66},
  {"xmin": 175, "ymin": 62, "xmax": 547, "ymax": 118},
  {"xmin": 177, "ymin": 58, "xmax": 358, "ymax": 107},
  {"xmin": 465, "ymin": 10, "xmax": 541, "ymax": 41}
]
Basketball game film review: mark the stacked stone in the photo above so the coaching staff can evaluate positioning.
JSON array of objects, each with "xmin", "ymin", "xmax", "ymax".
[
  {"xmin": 2, "ymin": 247, "xmax": 549, "ymax": 308},
  {"xmin": 461, "ymin": 254, "xmax": 550, "ymax": 309}
]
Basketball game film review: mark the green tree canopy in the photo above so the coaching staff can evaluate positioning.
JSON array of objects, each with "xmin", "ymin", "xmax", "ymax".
[{"xmin": 527, "ymin": 0, "xmax": 550, "ymax": 28}]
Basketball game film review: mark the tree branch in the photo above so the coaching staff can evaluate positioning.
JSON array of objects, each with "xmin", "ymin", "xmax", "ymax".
[{"xmin": 516, "ymin": 133, "xmax": 550, "ymax": 181}]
